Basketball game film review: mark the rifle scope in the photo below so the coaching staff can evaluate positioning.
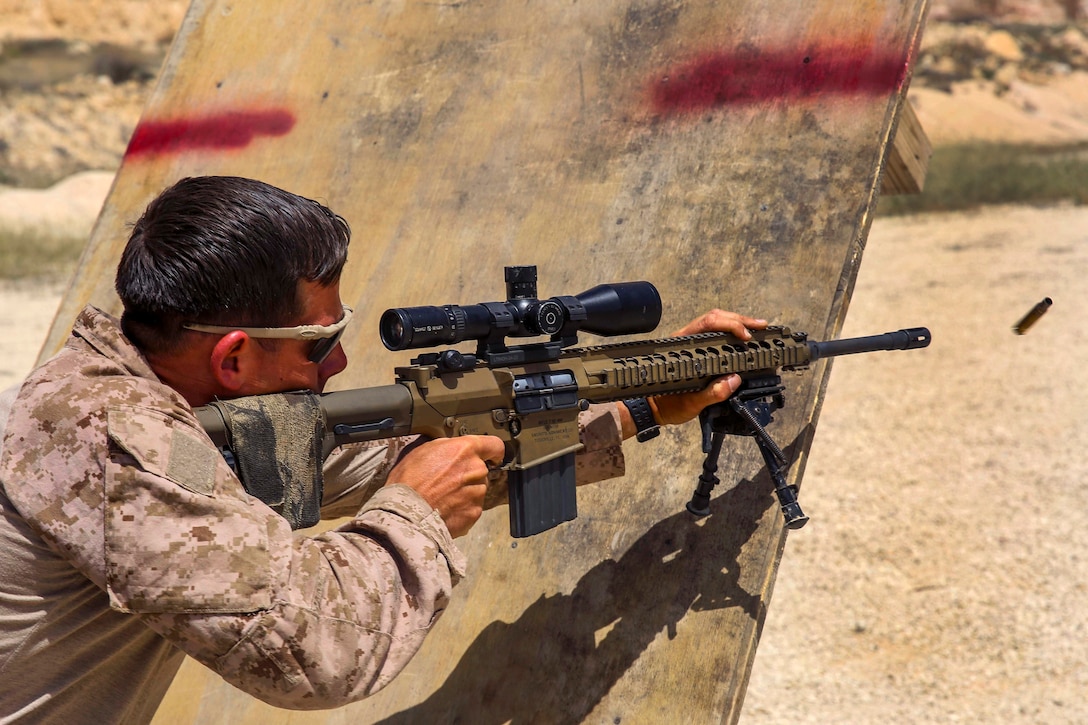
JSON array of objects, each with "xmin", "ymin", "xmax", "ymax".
[{"xmin": 380, "ymin": 265, "xmax": 662, "ymax": 351}]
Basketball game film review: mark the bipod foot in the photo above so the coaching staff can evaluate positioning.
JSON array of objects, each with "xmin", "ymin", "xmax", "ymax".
[{"xmin": 754, "ymin": 434, "xmax": 808, "ymax": 529}]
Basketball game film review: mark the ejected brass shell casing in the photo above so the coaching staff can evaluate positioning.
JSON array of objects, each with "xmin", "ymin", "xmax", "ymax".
[{"xmin": 1014, "ymin": 298, "xmax": 1052, "ymax": 335}]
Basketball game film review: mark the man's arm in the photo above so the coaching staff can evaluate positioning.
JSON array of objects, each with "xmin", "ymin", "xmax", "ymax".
[
  {"xmin": 319, "ymin": 403, "xmax": 629, "ymax": 520},
  {"xmin": 318, "ymin": 437, "xmax": 411, "ymax": 519},
  {"xmin": 4, "ymin": 364, "xmax": 467, "ymax": 711},
  {"xmin": 616, "ymin": 310, "xmax": 768, "ymax": 437},
  {"xmin": 132, "ymin": 310, "xmax": 765, "ymax": 706},
  {"xmin": 120, "ymin": 451, "xmax": 465, "ymax": 710}
]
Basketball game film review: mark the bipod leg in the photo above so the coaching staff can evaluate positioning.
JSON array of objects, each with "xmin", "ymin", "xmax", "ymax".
[
  {"xmin": 752, "ymin": 431, "xmax": 809, "ymax": 529},
  {"xmin": 726, "ymin": 396, "xmax": 808, "ymax": 529},
  {"xmin": 687, "ymin": 427, "xmax": 725, "ymax": 517}
]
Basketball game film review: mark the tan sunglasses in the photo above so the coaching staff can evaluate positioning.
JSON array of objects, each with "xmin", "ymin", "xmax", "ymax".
[{"xmin": 183, "ymin": 305, "xmax": 353, "ymax": 364}]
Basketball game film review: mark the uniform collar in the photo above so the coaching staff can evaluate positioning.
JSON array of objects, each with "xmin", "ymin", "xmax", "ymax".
[{"xmin": 70, "ymin": 305, "xmax": 159, "ymax": 381}]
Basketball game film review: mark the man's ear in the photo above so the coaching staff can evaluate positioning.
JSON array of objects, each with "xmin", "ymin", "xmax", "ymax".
[{"xmin": 209, "ymin": 331, "xmax": 257, "ymax": 393}]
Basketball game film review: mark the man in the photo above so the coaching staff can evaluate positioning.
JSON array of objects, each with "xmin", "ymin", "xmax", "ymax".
[{"xmin": 0, "ymin": 176, "xmax": 765, "ymax": 722}]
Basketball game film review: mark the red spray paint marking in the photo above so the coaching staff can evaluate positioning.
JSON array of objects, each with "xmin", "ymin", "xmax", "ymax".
[
  {"xmin": 651, "ymin": 45, "xmax": 907, "ymax": 115},
  {"xmin": 125, "ymin": 109, "xmax": 296, "ymax": 158}
]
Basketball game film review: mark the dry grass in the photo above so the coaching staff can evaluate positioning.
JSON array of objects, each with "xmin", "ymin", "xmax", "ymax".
[
  {"xmin": 0, "ymin": 228, "xmax": 85, "ymax": 281},
  {"xmin": 878, "ymin": 141, "xmax": 1088, "ymax": 215}
]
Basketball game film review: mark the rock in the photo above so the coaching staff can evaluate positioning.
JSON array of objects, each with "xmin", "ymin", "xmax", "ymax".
[
  {"xmin": 0, "ymin": 0, "xmax": 188, "ymax": 49},
  {"xmin": 985, "ymin": 29, "xmax": 1026, "ymax": 62},
  {"xmin": 994, "ymin": 61, "xmax": 1022, "ymax": 86},
  {"xmin": 0, "ymin": 74, "xmax": 147, "ymax": 187},
  {"xmin": 0, "ymin": 170, "xmax": 114, "ymax": 240},
  {"xmin": 930, "ymin": 0, "xmax": 1085, "ymax": 23},
  {"xmin": 1058, "ymin": 26, "xmax": 1088, "ymax": 56}
]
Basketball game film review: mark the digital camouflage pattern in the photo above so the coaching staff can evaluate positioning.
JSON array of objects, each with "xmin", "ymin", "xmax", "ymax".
[{"xmin": 0, "ymin": 306, "xmax": 625, "ymax": 723}]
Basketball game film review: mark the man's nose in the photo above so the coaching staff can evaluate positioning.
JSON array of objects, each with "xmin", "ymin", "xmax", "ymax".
[{"xmin": 318, "ymin": 343, "xmax": 348, "ymax": 382}]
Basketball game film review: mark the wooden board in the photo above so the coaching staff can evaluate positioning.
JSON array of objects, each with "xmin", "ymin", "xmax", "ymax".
[
  {"xmin": 881, "ymin": 100, "xmax": 932, "ymax": 194},
  {"xmin": 42, "ymin": 1, "xmax": 929, "ymax": 722}
]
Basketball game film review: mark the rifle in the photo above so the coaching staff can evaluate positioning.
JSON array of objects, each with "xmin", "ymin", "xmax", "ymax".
[{"xmin": 195, "ymin": 266, "xmax": 930, "ymax": 537}]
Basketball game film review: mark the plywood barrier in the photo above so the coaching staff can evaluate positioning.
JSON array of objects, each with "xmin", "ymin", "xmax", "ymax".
[{"xmin": 42, "ymin": 1, "xmax": 929, "ymax": 722}]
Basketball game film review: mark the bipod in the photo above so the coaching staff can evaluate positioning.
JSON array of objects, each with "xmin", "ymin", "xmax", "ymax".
[{"xmin": 686, "ymin": 375, "xmax": 809, "ymax": 529}]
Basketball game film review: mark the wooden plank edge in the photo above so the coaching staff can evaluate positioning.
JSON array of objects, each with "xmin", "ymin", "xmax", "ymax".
[{"xmin": 880, "ymin": 99, "xmax": 932, "ymax": 195}]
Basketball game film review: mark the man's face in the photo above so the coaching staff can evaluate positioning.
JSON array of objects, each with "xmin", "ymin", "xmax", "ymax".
[{"xmin": 238, "ymin": 279, "xmax": 350, "ymax": 396}]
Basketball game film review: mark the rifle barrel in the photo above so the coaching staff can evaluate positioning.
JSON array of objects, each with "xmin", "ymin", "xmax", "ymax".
[{"xmin": 808, "ymin": 327, "xmax": 930, "ymax": 361}]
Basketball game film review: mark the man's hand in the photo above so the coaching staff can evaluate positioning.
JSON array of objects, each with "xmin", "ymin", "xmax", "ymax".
[
  {"xmin": 386, "ymin": 435, "xmax": 507, "ymax": 537},
  {"xmin": 619, "ymin": 310, "xmax": 768, "ymax": 437}
]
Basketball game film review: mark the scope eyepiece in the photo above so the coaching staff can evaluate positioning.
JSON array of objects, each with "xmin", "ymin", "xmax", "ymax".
[{"xmin": 378, "ymin": 266, "xmax": 662, "ymax": 352}]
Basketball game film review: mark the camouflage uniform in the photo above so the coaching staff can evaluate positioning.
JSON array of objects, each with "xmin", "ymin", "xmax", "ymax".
[{"xmin": 0, "ymin": 306, "xmax": 625, "ymax": 723}]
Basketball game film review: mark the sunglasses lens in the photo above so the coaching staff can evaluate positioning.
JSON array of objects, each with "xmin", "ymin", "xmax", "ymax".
[{"xmin": 308, "ymin": 329, "xmax": 344, "ymax": 364}]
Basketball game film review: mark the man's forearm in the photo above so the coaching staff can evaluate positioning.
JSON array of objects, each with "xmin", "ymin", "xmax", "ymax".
[{"xmin": 143, "ymin": 484, "xmax": 463, "ymax": 710}]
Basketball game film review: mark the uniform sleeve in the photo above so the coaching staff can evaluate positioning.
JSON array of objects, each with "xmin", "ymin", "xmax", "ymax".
[
  {"xmin": 318, "ymin": 437, "xmax": 413, "ymax": 519},
  {"xmin": 0, "ymin": 382, "xmax": 21, "ymax": 444},
  {"xmin": 573, "ymin": 402, "xmax": 626, "ymax": 484},
  {"xmin": 102, "ymin": 405, "xmax": 464, "ymax": 710}
]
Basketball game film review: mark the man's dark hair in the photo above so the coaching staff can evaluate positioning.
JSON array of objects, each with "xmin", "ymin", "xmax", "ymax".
[{"xmin": 116, "ymin": 176, "xmax": 350, "ymax": 353}]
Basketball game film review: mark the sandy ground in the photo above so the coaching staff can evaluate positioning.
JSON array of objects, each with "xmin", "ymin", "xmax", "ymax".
[
  {"xmin": 3, "ymin": 202, "xmax": 1084, "ymax": 723},
  {"xmin": 0, "ymin": 279, "xmax": 67, "ymax": 387},
  {"xmin": 742, "ymin": 204, "xmax": 1088, "ymax": 724},
  {"xmin": 910, "ymin": 73, "xmax": 1088, "ymax": 145}
]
